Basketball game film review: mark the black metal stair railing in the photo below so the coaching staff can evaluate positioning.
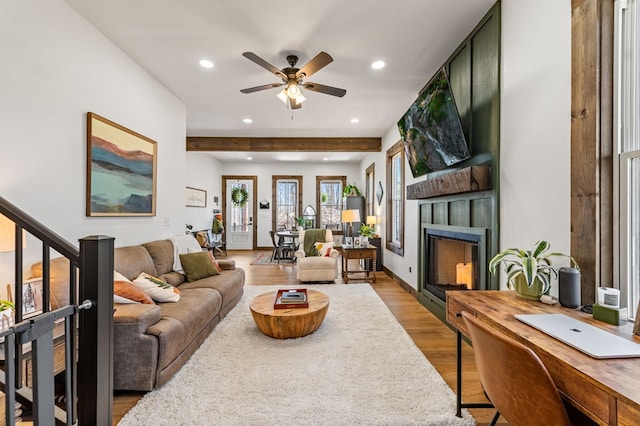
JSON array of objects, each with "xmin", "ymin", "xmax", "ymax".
[{"xmin": 0, "ymin": 196, "xmax": 113, "ymax": 425}]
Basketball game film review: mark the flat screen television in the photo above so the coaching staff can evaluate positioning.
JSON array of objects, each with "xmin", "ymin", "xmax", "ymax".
[{"xmin": 397, "ymin": 67, "xmax": 470, "ymax": 178}]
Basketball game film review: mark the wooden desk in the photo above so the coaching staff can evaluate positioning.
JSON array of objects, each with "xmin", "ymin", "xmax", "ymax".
[
  {"xmin": 446, "ymin": 291, "xmax": 640, "ymax": 425},
  {"xmin": 338, "ymin": 245, "xmax": 377, "ymax": 284}
]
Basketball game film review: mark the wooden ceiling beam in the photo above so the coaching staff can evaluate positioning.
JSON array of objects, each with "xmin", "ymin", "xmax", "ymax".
[{"xmin": 186, "ymin": 136, "xmax": 381, "ymax": 152}]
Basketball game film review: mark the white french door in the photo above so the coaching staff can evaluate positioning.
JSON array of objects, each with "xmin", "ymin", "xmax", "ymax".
[{"xmin": 225, "ymin": 177, "xmax": 255, "ymax": 250}]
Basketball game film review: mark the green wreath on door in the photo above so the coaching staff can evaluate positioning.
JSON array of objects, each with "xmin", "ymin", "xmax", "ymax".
[{"xmin": 231, "ymin": 187, "xmax": 248, "ymax": 207}]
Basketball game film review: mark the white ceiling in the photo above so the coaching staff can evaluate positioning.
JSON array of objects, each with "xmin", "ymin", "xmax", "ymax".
[{"xmin": 65, "ymin": 0, "xmax": 495, "ymax": 162}]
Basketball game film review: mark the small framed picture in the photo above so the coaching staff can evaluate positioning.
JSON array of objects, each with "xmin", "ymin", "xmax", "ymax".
[
  {"xmin": 22, "ymin": 277, "xmax": 44, "ymax": 318},
  {"xmin": 345, "ymin": 237, "xmax": 353, "ymax": 246},
  {"xmin": 354, "ymin": 237, "xmax": 361, "ymax": 247}
]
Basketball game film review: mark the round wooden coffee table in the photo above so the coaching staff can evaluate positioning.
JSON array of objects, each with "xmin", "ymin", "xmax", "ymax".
[{"xmin": 249, "ymin": 289, "xmax": 329, "ymax": 339}]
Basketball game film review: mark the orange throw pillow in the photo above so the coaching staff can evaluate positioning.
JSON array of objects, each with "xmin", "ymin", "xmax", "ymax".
[
  {"xmin": 207, "ymin": 251, "xmax": 223, "ymax": 272},
  {"xmin": 114, "ymin": 280, "xmax": 154, "ymax": 304}
]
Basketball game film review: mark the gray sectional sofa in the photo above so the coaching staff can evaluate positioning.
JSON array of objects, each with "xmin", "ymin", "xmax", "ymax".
[{"xmin": 32, "ymin": 238, "xmax": 245, "ymax": 391}]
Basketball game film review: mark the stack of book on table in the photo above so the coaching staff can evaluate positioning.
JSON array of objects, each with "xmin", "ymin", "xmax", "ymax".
[{"xmin": 274, "ymin": 289, "xmax": 309, "ymax": 309}]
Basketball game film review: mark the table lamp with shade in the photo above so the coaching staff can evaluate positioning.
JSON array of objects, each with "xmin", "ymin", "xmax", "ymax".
[
  {"xmin": 0, "ymin": 213, "xmax": 27, "ymax": 253},
  {"xmin": 341, "ymin": 209, "xmax": 361, "ymax": 239},
  {"xmin": 366, "ymin": 216, "xmax": 377, "ymax": 229}
]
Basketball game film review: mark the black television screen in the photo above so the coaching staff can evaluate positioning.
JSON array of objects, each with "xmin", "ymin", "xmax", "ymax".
[{"xmin": 397, "ymin": 67, "xmax": 470, "ymax": 178}]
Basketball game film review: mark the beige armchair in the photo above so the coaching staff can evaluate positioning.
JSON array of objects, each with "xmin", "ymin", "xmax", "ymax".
[{"xmin": 295, "ymin": 229, "xmax": 339, "ymax": 282}]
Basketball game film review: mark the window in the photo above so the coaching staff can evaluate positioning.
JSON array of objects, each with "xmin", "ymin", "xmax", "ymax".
[
  {"xmin": 316, "ymin": 176, "xmax": 346, "ymax": 232},
  {"xmin": 616, "ymin": 0, "xmax": 640, "ymax": 318},
  {"xmin": 272, "ymin": 176, "xmax": 302, "ymax": 230},
  {"xmin": 386, "ymin": 141, "xmax": 404, "ymax": 255},
  {"xmin": 365, "ymin": 163, "xmax": 375, "ymax": 217}
]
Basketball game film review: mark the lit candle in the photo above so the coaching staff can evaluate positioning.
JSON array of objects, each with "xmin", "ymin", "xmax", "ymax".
[{"xmin": 456, "ymin": 263, "xmax": 472, "ymax": 289}]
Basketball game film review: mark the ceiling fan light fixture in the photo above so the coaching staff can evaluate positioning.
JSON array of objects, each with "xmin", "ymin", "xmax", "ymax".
[
  {"xmin": 276, "ymin": 89, "xmax": 288, "ymax": 103},
  {"xmin": 293, "ymin": 93, "xmax": 306, "ymax": 105},
  {"xmin": 286, "ymin": 83, "xmax": 300, "ymax": 98}
]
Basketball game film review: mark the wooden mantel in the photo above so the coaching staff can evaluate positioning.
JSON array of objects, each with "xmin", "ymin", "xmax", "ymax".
[
  {"xmin": 406, "ymin": 165, "xmax": 491, "ymax": 199},
  {"xmin": 186, "ymin": 136, "xmax": 381, "ymax": 152}
]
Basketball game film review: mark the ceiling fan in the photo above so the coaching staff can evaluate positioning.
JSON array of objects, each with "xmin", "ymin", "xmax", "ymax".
[{"xmin": 240, "ymin": 51, "xmax": 347, "ymax": 110}]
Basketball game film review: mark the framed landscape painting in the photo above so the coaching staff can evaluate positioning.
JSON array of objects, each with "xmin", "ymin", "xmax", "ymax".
[{"xmin": 86, "ymin": 112, "xmax": 157, "ymax": 216}]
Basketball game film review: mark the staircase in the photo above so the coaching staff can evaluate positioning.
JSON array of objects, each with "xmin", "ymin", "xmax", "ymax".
[{"xmin": 0, "ymin": 196, "xmax": 113, "ymax": 425}]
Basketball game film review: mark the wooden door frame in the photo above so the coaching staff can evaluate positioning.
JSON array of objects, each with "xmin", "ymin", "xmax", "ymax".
[{"xmin": 222, "ymin": 175, "xmax": 258, "ymax": 250}]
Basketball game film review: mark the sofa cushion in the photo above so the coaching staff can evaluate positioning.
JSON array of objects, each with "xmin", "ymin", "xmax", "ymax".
[
  {"xmin": 133, "ymin": 273, "xmax": 181, "ymax": 302},
  {"xmin": 147, "ymin": 288, "xmax": 223, "ymax": 370},
  {"xmin": 178, "ymin": 269, "xmax": 244, "ymax": 307},
  {"xmin": 114, "ymin": 246, "xmax": 158, "ymax": 281},
  {"xmin": 314, "ymin": 241, "xmax": 335, "ymax": 257},
  {"xmin": 179, "ymin": 252, "xmax": 219, "ymax": 282},
  {"xmin": 143, "ymin": 240, "xmax": 175, "ymax": 275},
  {"xmin": 207, "ymin": 251, "xmax": 223, "ymax": 273},
  {"xmin": 115, "ymin": 280, "xmax": 154, "ymax": 304},
  {"xmin": 158, "ymin": 271, "xmax": 186, "ymax": 286}
]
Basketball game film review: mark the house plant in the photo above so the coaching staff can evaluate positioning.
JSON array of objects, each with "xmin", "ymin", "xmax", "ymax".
[
  {"xmin": 0, "ymin": 299, "xmax": 15, "ymax": 332},
  {"xmin": 359, "ymin": 224, "xmax": 376, "ymax": 240},
  {"xmin": 488, "ymin": 240, "xmax": 579, "ymax": 300},
  {"xmin": 294, "ymin": 216, "xmax": 305, "ymax": 230},
  {"xmin": 343, "ymin": 183, "xmax": 361, "ymax": 197}
]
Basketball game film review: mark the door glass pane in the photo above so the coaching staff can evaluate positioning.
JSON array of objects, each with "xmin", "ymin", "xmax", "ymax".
[
  {"xmin": 276, "ymin": 180, "xmax": 297, "ymax": 229},
  {"xmin": 320, "ymin": 181, "xmax": 342, "ymax": 230},
  {"xmin": 230, "ymin": 183, "xmax": 249, "ymax": 232}
]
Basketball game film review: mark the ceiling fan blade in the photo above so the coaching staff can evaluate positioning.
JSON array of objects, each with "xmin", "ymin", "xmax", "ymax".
[
  {"xmin": 242, "ymin": 52, "xmax": 287, "ymax": 80},
  {"xmin": 240, "ymin": 82, "xmax": 284, "ymax": 94},
  {"xmin": 302, "ymin": 82, "xmax": 347, "ymax": 97},
  {"xmin": 296, "ymin": 52, "xmax": 333, "ymax": 79}
]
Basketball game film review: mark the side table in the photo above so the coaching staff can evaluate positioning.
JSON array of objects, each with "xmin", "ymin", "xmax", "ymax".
[{"xmin": 339, "ymin": 245, "xmax": 377, "ymax": 284}]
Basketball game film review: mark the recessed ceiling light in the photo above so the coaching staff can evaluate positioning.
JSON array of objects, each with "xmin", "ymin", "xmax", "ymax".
[
  {"xmin": 323, "ymin": 157, "xmax": 329, "ymax": 161},
  {"xmin": 243, "ymin": 118, "xmax": 253, "ymax": 124},
  {"xmin": 350, "ymin": 118, "xmax": 359, "ymax": 124},
  {"xmin": 371, "ymin": 60, "xmax": 385, "ymax": 70},
  {"xmin": 199, "ymin": 59, "xmax": 214, "ymax": 69},
  {"xmin": 247, "ymin": 157, "xmax": 253, "ymax": 160}
]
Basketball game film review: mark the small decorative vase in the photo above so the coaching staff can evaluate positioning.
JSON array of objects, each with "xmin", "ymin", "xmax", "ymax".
[{"xmin": 511, "ymin": 275, "xmax": 545, "ymax": 301}]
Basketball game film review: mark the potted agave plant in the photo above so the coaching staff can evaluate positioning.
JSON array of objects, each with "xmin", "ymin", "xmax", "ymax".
[{"xmin": 488, "ymin": 240, "xmax": 579, "ymax": 300}]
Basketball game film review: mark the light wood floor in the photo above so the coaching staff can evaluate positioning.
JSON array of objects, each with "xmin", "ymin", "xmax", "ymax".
[{"xmin": 113, "ymin": 250, "xmax": 504, "ymax": 425}]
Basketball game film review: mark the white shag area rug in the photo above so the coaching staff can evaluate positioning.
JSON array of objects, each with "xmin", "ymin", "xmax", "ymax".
[{"xmin": 119, "ymin": 284, "xmax": 475, "ymax": 426}]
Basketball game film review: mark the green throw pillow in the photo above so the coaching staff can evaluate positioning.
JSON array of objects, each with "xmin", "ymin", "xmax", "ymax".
[{"xmin": 179, "ymin": 251, "xmax": 219, "ymax": 282}]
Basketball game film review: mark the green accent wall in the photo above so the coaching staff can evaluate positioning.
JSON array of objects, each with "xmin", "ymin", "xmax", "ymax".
[{"xmin": 416, "ymin": 2, "xmax": 501, "ymax": 322}]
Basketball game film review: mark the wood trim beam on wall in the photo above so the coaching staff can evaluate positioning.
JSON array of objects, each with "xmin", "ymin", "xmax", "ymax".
[
  {"xmin": 571, "ymin": 0, "xmax": 614, "ymax": 304},
  {"xmin": 186, "ymin": 137, "xmax": 381, "ymax": 152}
]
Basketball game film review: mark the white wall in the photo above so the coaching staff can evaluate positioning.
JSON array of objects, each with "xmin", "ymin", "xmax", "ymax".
[
  {"xmin": 0, "ymin": 0, "xmax": 187, "ymax": 293},
  {"xmin": 499, "ymin": 0, "xmax": 572, "ymax": 292},
  {"xmin": 218, "ymin": 161, "xmax": 361, "ymax": 248},
  {"xmin": 185, "ymin": 153, "xmax": 223, "ymax": 232}
]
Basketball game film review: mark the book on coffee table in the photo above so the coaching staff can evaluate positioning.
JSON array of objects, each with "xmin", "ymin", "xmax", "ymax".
[{"xmin": 274, "ymin": 289, "xmax": 309, "ymax": 309}]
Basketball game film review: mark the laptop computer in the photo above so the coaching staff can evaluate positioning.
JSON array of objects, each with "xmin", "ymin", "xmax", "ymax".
[{"xmin": 514, "ymin": 313, "xmax": 640, "ymax": 359}]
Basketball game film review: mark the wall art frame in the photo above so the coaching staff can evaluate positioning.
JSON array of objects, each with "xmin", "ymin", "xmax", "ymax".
[
  {"xmin": 186, "ymin": 186, "xmax": 207, "ymax": 207},
  {"xmin": 86, "ymin": 112, "xmax": 157, "ymax": 217},
  {"xmin": 22, "ymin": 277, "xmax": 44, "ymax": 319},
  {"xmin": 376, "ymin": 181, "xmax": 384, "ymax": 206}
]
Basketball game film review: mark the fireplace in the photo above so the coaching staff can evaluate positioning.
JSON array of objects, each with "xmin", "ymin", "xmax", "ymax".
[{"xmin": 418, "ymin": 224, "xmax": 488, "ymax": 315}]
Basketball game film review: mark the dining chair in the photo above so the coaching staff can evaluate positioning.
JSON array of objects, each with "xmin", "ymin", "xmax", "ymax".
[
  {"xmin": 268, "ymin": 230, "xmax": 292, "ymax": 263},
  {"xmin": 461, "ymin": 311, "xmax": 570, "ymax": 426}
]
